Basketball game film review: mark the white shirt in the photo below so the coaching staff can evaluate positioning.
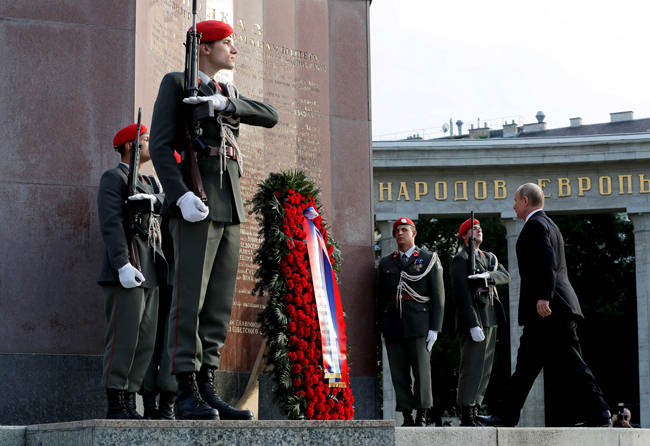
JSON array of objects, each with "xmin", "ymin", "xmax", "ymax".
[
  {"xmin": 399, "ymin": 245, "xmax": 416, "ymax": 259},
  {"xmin": 525, "ymin": 208, "xmax": 543, "ymax": 223}
]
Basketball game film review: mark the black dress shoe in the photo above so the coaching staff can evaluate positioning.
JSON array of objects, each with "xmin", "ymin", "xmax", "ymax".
[
  {"xmin": 197, "ymin": 367, "xmax": 254, "ymax": 420},
  {"xmin": 480, "ymin": 414, "xmax": 515, "ymax": 427},
  {"xmin": 401, "ymin": 410, "xmax": 415, "ymax": 426}
]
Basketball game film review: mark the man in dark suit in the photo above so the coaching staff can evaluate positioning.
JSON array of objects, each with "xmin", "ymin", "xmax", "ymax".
[
  {"xmin": 451, "ymin": 218, "xmax": 509, "ymax": 426},
  {"xmin": 377, "ymin": 217, "xmax": 445, "ymax": 426},
  {"xmin": 483, "ymin": 183, "xmax": 610, "ymax": 427},
  {"xmin": 149, "ymin": 20, "xmax": 278, "ymax": 420},
  {"xmin": 97, "ymin": 123, "xmax": 166, "ymax": 419}
]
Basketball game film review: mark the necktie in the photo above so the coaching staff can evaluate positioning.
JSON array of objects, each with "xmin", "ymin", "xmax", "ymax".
[{"xmin": 400, "ymin": 253, "xmax": 408, "ymax": 267}]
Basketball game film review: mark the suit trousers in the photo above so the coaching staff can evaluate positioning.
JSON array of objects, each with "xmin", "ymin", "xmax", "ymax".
[
  {"xmin": 167, "ymin": 217, "xmax": 240, "ymax": 373},
  {"xmin": 102, "ymin": 285, "xmax": 159, "ymax": 391},
  {"xmin": 502, "ymin": 317, "xmax": 608, "ymax": 425},
  {"xmin": 385, "ymin": 336, "xmax": 433, "ymax": 411},
  {"xmin": 457, "ymin": 326, "xmax": 496, "ymax": 406}
]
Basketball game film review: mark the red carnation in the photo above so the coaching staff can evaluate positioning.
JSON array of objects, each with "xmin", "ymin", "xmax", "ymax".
[
  {"xmin": 292, "ymin": 378, "xmax": 302, "ymax": 387},
  {"xmin": 286, "ymin": 280, "xmax": 294, "ymax": 289},
  {"xmin": 281, "ymin": 266, "xmax": 292, "ymax": 278},
  {"xmin": 291, "ymin": 363, "xmax": 302, "ymax": 374},
  {"xmin": 274, "ymin": 190, "xmax": 281, "ymax": 198}
]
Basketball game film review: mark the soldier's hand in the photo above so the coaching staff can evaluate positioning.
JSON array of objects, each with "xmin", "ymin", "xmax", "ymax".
[
  {"xmin": 426, "ymin": 330, "xmax": 438, "ymax": 351},
  {"xmin": 470, "ymin": 326, "xmax": 485, "ymax": 342},
  {"xmin": 183, "ymin": 93, "xmax": 229, "ymax": 111},
  {"xmin": 128, "ymin": 193, "xmax": 156, "ymax": 210},
  {"xmin": 468, "ymin": 272, "xmax": 490, "ymax": 280},
  {"xmin": 177, "ymin": 191, "xmax": 209, "ymax": 222},
  {"xmin": 118, "ymin": 263, "xmax": 145, "ymax": 288}
]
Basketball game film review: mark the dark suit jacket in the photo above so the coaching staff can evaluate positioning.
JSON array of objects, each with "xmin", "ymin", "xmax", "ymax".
[
  {"xmin": 451, "ymin": 245, "xmax": 510, "ymax": 331},
  {"xmin": 149, "ymin": 72, "xmax": 278, "ymax": 223},
  {"xmin": 376, "ymin": 247, "xmax": 445, "ymax": 339},
  {"xmin": 516, "ymin": 210, "xmax": 583, "ymax": 325},
  {"xmin": 97, "ymin": 164, "xmax": 166, "ymax": 287}
]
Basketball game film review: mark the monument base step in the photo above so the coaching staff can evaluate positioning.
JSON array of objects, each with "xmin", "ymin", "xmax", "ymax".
[
  {"xmin": 3, "ymin": 421, "xmax": 649, "ymax": 446},
  {"xmin": 23, "ymin": 419, "xmax": 394, "ymax": 446}
]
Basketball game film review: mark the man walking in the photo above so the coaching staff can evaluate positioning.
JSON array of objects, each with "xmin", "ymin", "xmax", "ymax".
[
  {"xmin": 377, "ymin": 217, "xmax": 445, "ymax": 426},
  {"xmin": 451, "ymin": 217, "xmax": 509, "ymax": 426},
  {"xmin": 483, "ymin": 183, "xmax": 610, "ymax": 427},
  {"xmin": 149, "ymin": 20, "xmax": 278, "ymax": 420}
]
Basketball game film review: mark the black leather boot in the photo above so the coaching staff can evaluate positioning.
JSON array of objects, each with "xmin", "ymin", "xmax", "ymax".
[
  {"xmin": 197, "ymin": 366, "xmax": 254, "ymax": 420},
  {"xmin": 414, "ymin": 409, "xmax": 427, "ymax": 426},
  {"xmin": 460, "ymin": 406, "xmax": 479, "ymax": 426},
  {"xmin": 158, "ymin": 391, "xmax": 177, "ymax": 420},
  {"xmin": 176, "ymin": 372, "xmax": 219, "ymax": 420},
  {"xmin": 401, "ymin": 410, "xmax": 415, "ymax": 426},
  {"xmin": 125, "ymin": 392, "xmax": 144, "ymax": 419},
  {"xmin": 106, "ymin": 389, "xmax": 132, "ymax": 419},
  {"xmin": 142, "ymin": 393, "xmax": 159, "ymax": 419}
]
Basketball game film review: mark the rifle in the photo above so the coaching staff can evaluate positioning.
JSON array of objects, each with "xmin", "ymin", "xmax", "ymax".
[
  {"xmin": 468, "ymin": 210, "xmax": 477, "ymax": 275},
  {"xmin": 182, "ymin": 0, "xmax": 213, "ymax": 202},
  {"xmin": 125, "ymin": 108, "xmax": 146, "ymax": 271}
]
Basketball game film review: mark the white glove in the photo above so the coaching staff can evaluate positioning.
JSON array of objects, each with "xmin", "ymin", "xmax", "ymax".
[
  {"xmin": 183, "ymin": 94, "xmax": 229, "ymax": 111},
  {"xmin": 468, "ymin": 272, "xmax": 490, "ymax": 280},
  {"xmin": 470, "ymin": 326, "xmax": 485, "ymax": 342},
  {"xmin": 176, "ymin": 191, "xmax": 209, "ymax": 222},
  {"xmin": 426, "ymin": 330, "xmax": 438, "ymax": 352},
  {"xmin": 128, "ymin": 193, "xmax": 156, "ymax": 210},
  {"xmin": 118, "ymin": 263, "xmax": 145, "ymax": 288}
]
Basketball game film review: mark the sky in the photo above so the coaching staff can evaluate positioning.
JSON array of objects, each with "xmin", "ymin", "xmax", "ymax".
[{"xmin": 369, "ymin": 0, "xmax": 650, "ymax": 140}]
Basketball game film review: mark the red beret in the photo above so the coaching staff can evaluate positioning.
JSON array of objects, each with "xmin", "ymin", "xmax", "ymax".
[
  {"xmin": 458, "ymin": 218, "xmax": 480, "ymax": 239},
  {"xmin": 113, "ymin": 123, "xmax": 148, "ymax": 147},
  {"xmin": 392, "ymin": 217, "xmax": 416, "ymax": 236},
  {"xmin": 193, "ymin": 20, "xmax": 234, "ymax": 43}
]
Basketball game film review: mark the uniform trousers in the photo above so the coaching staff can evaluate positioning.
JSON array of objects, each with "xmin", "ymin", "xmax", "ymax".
[
  {"xmin": 168, "ymin": 217, "xmax": 240, "ymax": 373},
  {"xmin": 385, "ymin": 336, "xmax": 433, "ymax": 411},
  {"xmin": 102, "ymin": 285, "xmax": 158, "ymax": 391},
  {"xmin": 457, "ymin": 325, "xmax": 496, "ymax": 406},
  {"xmin": 141, "ymin": 283, "xmax": 177, "ymax": 393},
  {"xmin": 502, "ymin": 316, "xmax": 608, "ymax": 425}
]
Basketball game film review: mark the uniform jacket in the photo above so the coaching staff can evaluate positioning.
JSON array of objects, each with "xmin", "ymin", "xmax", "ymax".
[
  {"xmin": 149, "ymin": 72, "xmax": 278, "ymax": 224},
  {"xmin": 451, "ymin": 245, "xmax": 510, "ymax": 331},
  {"xmin": 516, "ymin": 210, "xmax": 583, "ymax": 325},
  {"xmin": 97, "ymin": 164, "xmax": 166, "ymax": 288},
  {"xmin": 376, "ymin": 247, "xmax": 445, "ymax": 339}
]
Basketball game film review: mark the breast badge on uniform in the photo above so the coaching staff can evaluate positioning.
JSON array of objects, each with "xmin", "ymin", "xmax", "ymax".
[{"xmin": 414, "ymin": 258, "xmax": 424, "ymax": 271}]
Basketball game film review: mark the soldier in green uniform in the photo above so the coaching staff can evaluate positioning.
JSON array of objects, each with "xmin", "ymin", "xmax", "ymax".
[
  {"xmin": 451, "ymin": 218, "xmax": 510, "ymax": 426},
  {"xmin": 377, "ymin": 217, "xmax": 445, "ymax": 426},
  {"xmin": 97, "ymin": 123, "xmax": 166, "ymax": 419},
  {"xmin": 149, "ymin": 20, "xmax": 278, "ymax": 420}
]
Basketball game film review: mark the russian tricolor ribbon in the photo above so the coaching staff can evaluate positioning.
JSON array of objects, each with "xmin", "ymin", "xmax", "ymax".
[{"xmin": 302, "ymin": 207, "xmax": 349, "ymax": 387}]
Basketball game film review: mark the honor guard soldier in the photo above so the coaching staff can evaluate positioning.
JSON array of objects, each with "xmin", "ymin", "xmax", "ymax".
[
  {"xmin": 377, "ymin": 217, "xmax": 445, "ymax": 426},
  {"xmin": 451, "ymin": 218, "xmax": 510, "ymax": 426},
  {"xmin": 149, "ymin": 19, "xmax": 278, "ymax": 420},
  {"xmin": 97, "ymin": 124, "xmax": 166, "ymax": 419}
]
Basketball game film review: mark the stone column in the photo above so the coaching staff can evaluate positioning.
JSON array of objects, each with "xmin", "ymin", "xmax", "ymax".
[
  {"xmin": 629, "ymin": 213, "xmax": 650, "ymax": 428},
  {"xmin": 503, "ymin": 217, "xmax": 545, "ymax": 426},
  {"xmin": 376, "ymin": 220, "xmax": 398, "ymax": 422}
]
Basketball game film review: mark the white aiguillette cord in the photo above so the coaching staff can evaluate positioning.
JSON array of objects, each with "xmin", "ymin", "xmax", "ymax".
[{"xmin": 395, "ymin": 252, "xmax": 439, "ymax": 317}]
